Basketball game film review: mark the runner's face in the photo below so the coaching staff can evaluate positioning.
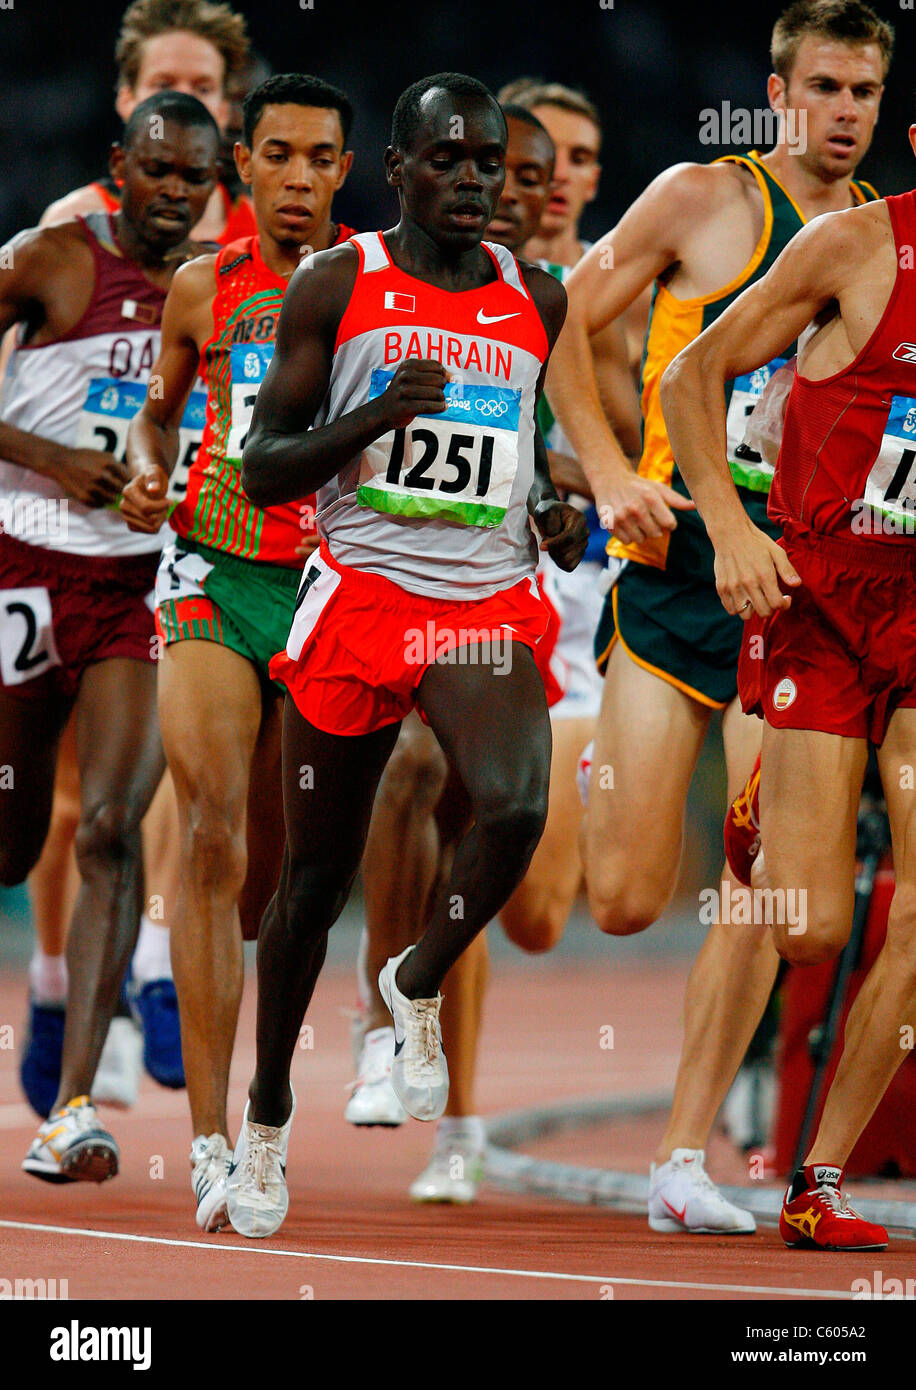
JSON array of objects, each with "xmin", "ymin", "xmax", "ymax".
[
  {"xmin": 236, "ymin": 104, "xmax": 352, "ymax": 251},
  {"xmin": 116, "ymin": 122, "xmax": 219, "ymax": 252},
  {"xmin": 123, "ymin": 31, "xmax": 229, "ymax": 129},
  {"xmin": 394, "ymin": 91, "xmax": 506, "ymax": 252},
  {"xmin": 486, "ymin": 116, "xmax": 554, "ymax": 251},
  {"xmin": 774, "ymin": 37, "xmax": 884, "ymax": 180},
  {"xmin": 529, "ymin": 105, "xmax": 600, "ymax": 237}
]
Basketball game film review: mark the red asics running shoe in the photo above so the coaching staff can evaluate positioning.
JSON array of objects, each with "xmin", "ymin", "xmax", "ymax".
[{"xmin": 780, "ymin": 1165, "xmax": 888, "ymax": 1251}]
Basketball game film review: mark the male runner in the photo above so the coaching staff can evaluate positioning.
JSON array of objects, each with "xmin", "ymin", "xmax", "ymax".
[
  {"xmin": 18, "ymin": 0, "xmax": 253, "ymax": 1121},
  {"xmin": 657, "ymin": 93, "xmax": 916, "ymax": 1256},
  {"xmin": 225, "ymin": 71, "xmax": 587, "ymax": 1238},
  {"xmin": 545, "ymin": 0, "xmax": 889, "ymax": 1232},
  {"xmin": 405, "ymin": 101, "xmax": 642, "ymax": 1202},
  {"xmin": 43, "ymin": 0, "xmax": 252, "ymax": 242},
  {"xmin": 121, "ymin": 73, "xmax": 355, "ymax": 1231},
  {"xmin": 348, "ymin": 102, "xmax": 563, "ymax": 1180},
  {"xmin": 0, "ymin": 93, "xmax": 220, "ymax": 1181}
]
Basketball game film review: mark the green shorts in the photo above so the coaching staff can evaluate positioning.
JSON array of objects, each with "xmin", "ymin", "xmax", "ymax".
[
  {"xmin": 594, "ymin": 475, "xmax": 779, "ymax": 709},
  {"xmin": 154, "ymin": 535, "xmax": 301, "ymax": 688}
]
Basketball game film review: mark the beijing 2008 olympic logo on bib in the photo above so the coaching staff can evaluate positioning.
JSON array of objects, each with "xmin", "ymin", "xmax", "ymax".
[{"xmin": 773, "ymin": 677, "xmax": 797, "ymax": 711}]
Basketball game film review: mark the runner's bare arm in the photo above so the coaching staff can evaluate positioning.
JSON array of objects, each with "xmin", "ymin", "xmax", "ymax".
[
  {"xmin": 545, "ymin": 164, "xmax": 734, "ymax": 540},
  {"xmin": 0, "ymin": 188, "xmax": 111, "ymax": 390},
  {"xmin": 242, "ymin": 245, "xmax": 448, "ymax": 506},
  {"xmin": 523, "ymin": 265, "xmax": 588, "ymax": 571},
  {"xmin": 0, "ymin": 227, "xmax": 128, "ymax": 505},
  {"xmin": 659, "ymin": 211, "xmax": 864, "ymax": 618},
  {"xmin": 39, "ymin": 185, "xmax": 108, "ymax": 228},
  {"xmin": 122, "ymin": 256, "xmax": 215, "ymax": 533}
]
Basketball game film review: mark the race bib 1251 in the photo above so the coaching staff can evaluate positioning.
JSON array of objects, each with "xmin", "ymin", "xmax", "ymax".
[{"xmin": 357, "ymin": 369, "xmax": 521, "ymax": 528}]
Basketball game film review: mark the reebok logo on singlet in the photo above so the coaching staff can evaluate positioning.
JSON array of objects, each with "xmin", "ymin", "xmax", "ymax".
[{"xmin": 892, "ymin": 343, "xmax": 916, "ymax": 364}]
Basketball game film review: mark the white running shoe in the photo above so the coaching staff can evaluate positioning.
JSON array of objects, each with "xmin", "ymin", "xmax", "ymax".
[
  {"xmin": 22, "ymin": 1095, "xmax": 119, "ymax": 1184},
  {"xmin": 226, "ymin": 1092, "xmax": 296, "ymax": 1239},
  {"xmin": 648, "ymin": 1147, "xmax": 756, "ymax": 1234},
  {"xmin": 190, "ymin": 1132, "xmax": 232, "ymax": 1231},
  {"xmin": 93, "ymin": 1017, "xmax": 143, "ymax": 1110},
  {"xmin": 410, "ymin": 1129, "xmax": 486, "ymax": 1204},
  {"xmin": 378, "ymin": 946, "xmax": 448, "ymax": 1121},
  {"xmin": 345, "ymin": 1026, "xmax": 408, "ymax": 1126}
]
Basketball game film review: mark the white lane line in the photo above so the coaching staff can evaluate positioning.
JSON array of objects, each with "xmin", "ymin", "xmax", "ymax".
[{"xmin": 0, "ymin": 1219, "xmax": 851, "ymax": 1297}]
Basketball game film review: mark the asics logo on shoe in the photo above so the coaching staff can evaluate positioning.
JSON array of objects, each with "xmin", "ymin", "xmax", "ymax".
[
  {"xmin": 783, "ymin": 1206, "xmax": 823, "ymax": 1240},
  {"xmin": 813, "ymin": 1165, "xmax": 842, "ymax": 1187}
]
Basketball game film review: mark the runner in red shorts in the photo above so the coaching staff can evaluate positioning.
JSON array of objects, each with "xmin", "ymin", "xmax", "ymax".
[
  {"xmin": 222, "ymin": 72, "xmax": 587, "ymax": 1239},
  {"xmin": 0, "ymin": 94, "xmax": 220, "ymax": 1183},
  {"xmin": 660, "ymin": 152, "xmax": 916, "ymax": 1250}
]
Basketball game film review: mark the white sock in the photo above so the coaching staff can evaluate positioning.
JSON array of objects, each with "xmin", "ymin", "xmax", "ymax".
[
  {"xmin": 132, "ymin": 915, "xmax": 172, "ymax": 984},
  {"xmin": 437, "ymin": 1115, "xmax": 486, "ymax": 1152},
  {"xmin": 29, "ymin": 950, "xmax": 67, "ymax": 1006}
]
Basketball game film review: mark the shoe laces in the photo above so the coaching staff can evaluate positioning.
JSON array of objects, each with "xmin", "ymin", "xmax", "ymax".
[
  {"xmin": 53, "ymin": 1097, "xmax": 98, "ymax": 1136},
  {"xmin": 816, "ymin": 1182, "xmax": 856, "ymax": 1219},
  {"xmin": 676, "ymin": 1155, "xmax": 736, "ymax": 1209},
  {"xmin": 404, "ymin": 999, "xmax": 441, "ymax": 1076},
  {"xmin": 241, "ymin": 1125, "xmax": 284, "ymax": 1195}
]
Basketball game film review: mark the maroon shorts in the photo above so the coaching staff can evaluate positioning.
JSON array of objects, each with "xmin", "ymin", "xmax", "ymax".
[
  {"xmin": 0, "ymin": 531, "xmax": 159, "ymax": 702},
  {"xmin": 270, "ymin": 541, "xmax": 554, "ymax": 736},
  {"xmin": 737, "ymin": 529, "xmax": 916, "ymax": 745}
]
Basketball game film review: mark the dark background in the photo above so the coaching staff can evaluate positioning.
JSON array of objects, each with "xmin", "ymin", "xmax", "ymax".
[{"xmin": 0, "ymin": 0, "xmax": 913, "ymax": 242}]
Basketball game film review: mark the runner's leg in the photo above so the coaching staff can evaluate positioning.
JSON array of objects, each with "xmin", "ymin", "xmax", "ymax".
[
  {"xmin": 361, "ymin": 713, "xmax": 448, "ymax": 1029},
  {"xmin": 398, "ymin": 642, "xmax": 551, "ymax": 999},
  {"xmin": 248, "ymin": 700, "xmax": 401, "ymax": 1127},
  {"xmin": 656, "ymin": 698, "xmax": 780, "ymax": 1161},
  {"xmin": 238, "ymin": 690, "xmax": 285, "ymax": 941},
  {"xmin": 56, "ymin": 658, "xmax": 164, "ymax": 1106},
  {"xmin": 0, "ymin": 686, "xmax": 72, "ymax": 889},
  {"xmin": 500, "ymin": 713, "xmax": 592, "ymax": 951},
  {"xmin": 582, "ymin": 643, "xmax": 710, "ymax": 936},
  {"xmin": 803, "ymin": 708, "xmax": 916, "ymax": 1166},
  {"xmin": 158, "ymin": 639, "xmax": 264, "ymax": 1140}
]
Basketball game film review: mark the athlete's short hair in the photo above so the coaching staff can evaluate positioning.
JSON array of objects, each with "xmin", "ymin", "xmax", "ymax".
[
  {"xmin": 115, "ymin": 0, "xmax": 250, "ymax": 92},
  {"xmin": 121, "ymin": 89, "xmax": 221, "ymax": 150},
  {"xmin": 771, "ymin": 0, "xmax": 894, "ymax": 81},
  {"xmin": 501, "ymin": 104, "xmax": 552, "ymax": 139},
  {"xmin": 391, "ymin": 72, "xmax": 506, "ymax": 153},
  {"xmin": 497, "ymin": 78, "xmax": 602, "ymax": 145},
  {"xmin": 241, "ymin": 73, "xmax": 354, "ymax": 148}
]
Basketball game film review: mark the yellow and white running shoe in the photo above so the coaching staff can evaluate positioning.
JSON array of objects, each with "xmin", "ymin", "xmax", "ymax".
[{"xmin": 22, "ymin": 1095, "xmax": 119, "ymax": 1184}]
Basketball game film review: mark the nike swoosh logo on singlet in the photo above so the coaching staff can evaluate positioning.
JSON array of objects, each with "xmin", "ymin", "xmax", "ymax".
[{"xmin": 476, "ymin": 310, "xmax": 520, "ymax": 324}]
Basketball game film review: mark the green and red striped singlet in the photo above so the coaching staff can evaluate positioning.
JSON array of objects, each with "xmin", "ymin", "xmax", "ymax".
[{"xmin": 171, "ymin": 228, "xmax": 354, "ymax": 566}]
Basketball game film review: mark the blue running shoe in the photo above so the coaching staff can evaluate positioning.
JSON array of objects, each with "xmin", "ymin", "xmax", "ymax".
[
  {"xmin": 128, "ymin": 978, "xmax": 185, "ymax": 1089},
  {"xmin": 20, "ymin": 998, "xmax": 65, "ymax": 1119}
]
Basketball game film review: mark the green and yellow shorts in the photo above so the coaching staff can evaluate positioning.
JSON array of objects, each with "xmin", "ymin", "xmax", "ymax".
[
  {"xmin": 593, "ymin": 478, "xmax": 779, "ymax": 709},
  {"xmin": 154, "ymin": 535, "xmax": 301, "ymax": 688}
]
